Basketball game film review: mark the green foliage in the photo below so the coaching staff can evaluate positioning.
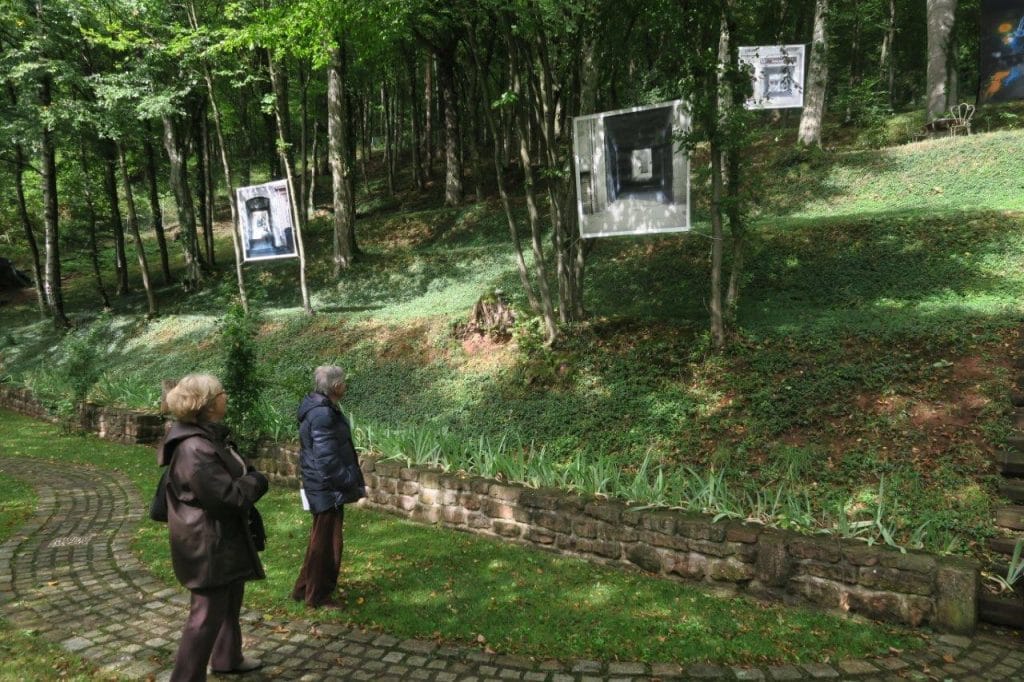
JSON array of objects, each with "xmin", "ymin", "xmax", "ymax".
[{"xmin": 220, "ymin": 304, "xmax": 265, "ymax": 445}]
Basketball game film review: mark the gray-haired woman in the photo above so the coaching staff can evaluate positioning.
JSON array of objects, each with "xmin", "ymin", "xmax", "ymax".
[
  {"xmin": 158, "ymin": 373, "xmax": 269, "ymax": 680},
  {"xmin": 292, "ymin": 365, "xmax": 366, "ymax": 608}
]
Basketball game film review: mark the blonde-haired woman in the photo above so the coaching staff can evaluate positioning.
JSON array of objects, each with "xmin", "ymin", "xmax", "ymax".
[{"xmin": 157, "ymin": 373, "xmax": 269, "ymax": 680}]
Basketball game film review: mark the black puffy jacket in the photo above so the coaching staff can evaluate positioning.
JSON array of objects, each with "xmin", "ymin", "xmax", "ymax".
[{"xmin": 297, "ymin": 392, "xmax": 366, "ymax": 513}]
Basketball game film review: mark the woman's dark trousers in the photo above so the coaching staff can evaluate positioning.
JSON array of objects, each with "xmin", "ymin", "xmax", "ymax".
[
  {"xmin": 170, "ymin": 579, "xmax": 245, "ymax": 681},
  {"xmin": 291, "ymin": 506, "xmax": 344, "ymax": 607}
]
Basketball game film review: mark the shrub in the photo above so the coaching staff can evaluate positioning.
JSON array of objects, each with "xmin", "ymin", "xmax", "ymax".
[{"xmin": 220, "ymin": 304, "xmax": 265, "ymax": 446}]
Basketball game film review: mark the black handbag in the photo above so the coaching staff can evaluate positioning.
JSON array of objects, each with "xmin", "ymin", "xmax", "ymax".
[
  {"xmin": 249, "ymin": 507, "xmax": 266, "ymax": 551},
  {"xmin": 149, "ymin": 468, "xmax": 170, "ymax": 522}
]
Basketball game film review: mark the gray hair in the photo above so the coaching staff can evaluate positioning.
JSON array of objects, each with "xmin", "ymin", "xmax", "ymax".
[{"xmin": 314, "ymin": 365, "xmax": 346, "ymax": 395}]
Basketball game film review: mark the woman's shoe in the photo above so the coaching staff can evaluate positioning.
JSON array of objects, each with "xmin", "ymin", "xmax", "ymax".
[{"xmin": 210, "ymin": 657, "xmax": 263, "ymax": 674}]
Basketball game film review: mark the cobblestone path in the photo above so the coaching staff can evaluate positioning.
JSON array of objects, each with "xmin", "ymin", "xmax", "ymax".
[{"xmin": 0, "ymin": 455, "xmax": 1022, "ymax": 681}]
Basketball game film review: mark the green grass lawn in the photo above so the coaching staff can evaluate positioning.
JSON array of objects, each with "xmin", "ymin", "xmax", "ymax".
[
  {"xmin": 2, "ymin": 126, "xmax": 1023, "ymax": 561},
  {"xmin": 0, "ymin": 409, "xmax": 924, "ymax": 665}
]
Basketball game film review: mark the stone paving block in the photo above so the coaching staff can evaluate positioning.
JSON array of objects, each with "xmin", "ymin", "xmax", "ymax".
[
  {"xmin": 733, "ymin": 668, "xmax": 765, "ymax": 680},
  {"xmin": 837, "ymin": 659, "xmax": 878, "ymax": 675},
  {"xmin": 608, "ymin": 662, "xmax": 646, "ymax": 675},
  {"xmin": 688, "ymin": 663, "xmax": 727, "ymax": 678},
  {"xmin": 651, "ymin": 662, "xmax": 684, "ymax": 678},
  {"xmin": 766, "ymin": 665, "xmax": 804, "ymax": 680},
  {"xmin": 571, "ymin": 659, "xmax": 603, "ymax": 673},
  {"xmin": 800, "ymin": 663, "xmax": 839, "ymax": 678}
]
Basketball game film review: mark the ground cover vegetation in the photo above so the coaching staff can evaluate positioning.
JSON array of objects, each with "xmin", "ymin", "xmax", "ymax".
[
  {"xmin": 2, "ymin": 0, "xmax": 1024, "ymax": 601},
  {"xmin": 0, "ymin": 411, "xmax": 925, "ymax": 666}
]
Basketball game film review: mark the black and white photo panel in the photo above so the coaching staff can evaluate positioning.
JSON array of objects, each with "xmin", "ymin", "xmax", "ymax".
[
  {"xmin": 236, "ymin": 180, "xmax": 297, "ymax": 262},
  {"xmin": 738, "ymin": 44, "xmax": 806, "ymax": 110},
  {"xmin": 573, "ymin": 100, "xmax": 690, "ymax": 239}
]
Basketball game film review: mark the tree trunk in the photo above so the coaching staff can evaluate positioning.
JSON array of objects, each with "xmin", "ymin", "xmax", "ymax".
[
  {"xmin": 200, "ymin": 108, "xmax": 215, "ymax": 265},
  {"xmin": 117, "ymin": 143, "xmax": 157, "ymax": 316},
  {"xmin": 382, "ymin": 82, "xmax": 396, "ymax": 196},
  {"xmin": 186, "ymin": 0, "xmax": 248, "ymax": 310},
  {"xmin": 101, "ymin": 141, "xmax": 130, "ymax": 296},
  {"xmin": 39, "ymin": 73, "xmax": 68, "ymax": 327},
  {"xmin": 193, "ymin": 109, "xmax": 213, "ymax": 268},
  {"xmin": 143, "ymin": 134, "xmax": 172, "ymax": 284},
  {"xmin": 161, "ymin": 115, "xmax": 202, "ymax": 288},
  {"xmin": 77, "ymin": 143, "xmax": 111, "ymax": 311},
  {"xmin": 328, "ymin": 42, "xmax": 356, "ymax": 274},
  {"xmin": 424, "ymin": 56, "xmax": 434, "ymax": 177},
  {"xmin": 14, "ymin": 140, "xmax": 48, "ymax": 317},
  {"xmin": 268, "ymin": 54, "xmax": 313, "ymax": 315},
  {"xmin": 437, "ymin": 46, "xmax": 463, "ymax": 207},
  {"xmin": 880, "ymin": 0, "xmax": 897, "ymax": 106},
  {"xmin": 926, "ymin": 0, "xmax": 957, "ymax": 121},
  {"xmin": 406, "ymin": 49, "xmax": 425, "ymax": 190},
  {"xmin": 298, "ymin": 61, "xmax": 309, "ymax": 227},
  {"xmin": 797, "ymin": 0, "xmax": 829, "ymax": 146},
  {"xmin": 308, "ymin": 117, "xmax": 318, "ymax": 219}
]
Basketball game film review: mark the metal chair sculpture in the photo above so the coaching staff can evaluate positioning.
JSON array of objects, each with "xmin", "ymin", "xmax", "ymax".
[{"xmin": 948, "ymin": 103, "xmax": 975, "ymax": 137}]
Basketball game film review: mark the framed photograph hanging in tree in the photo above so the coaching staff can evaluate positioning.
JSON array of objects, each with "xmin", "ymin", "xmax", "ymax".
[
  {"xmin": 572, "ymin": 100, "xmax": 690, "ymax": 239},
  {"xmin": 738, "ymin": 44, "xmax": 806, "ymax": 110},
  {"xmin": 236, "ymin": 180, "xmax": 297, "ymax": 262}
]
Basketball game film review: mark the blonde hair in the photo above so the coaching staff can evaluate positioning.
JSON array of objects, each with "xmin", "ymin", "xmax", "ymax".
[{"xmin": 165, "ymin": 373, "xmax": 224, "ymax": 423}]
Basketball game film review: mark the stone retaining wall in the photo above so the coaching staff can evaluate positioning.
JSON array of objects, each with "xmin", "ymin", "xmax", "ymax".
[
  {"xmin": 0, "ymin": 384, "xmax": 165, "ymax": 445},
  {"xmin": 252, "ymin": 442, "xmax": 978, "ymax": 634},
  {"xmin": 0, "ymin": 386, "xmax": 980, "ymax": 634}
]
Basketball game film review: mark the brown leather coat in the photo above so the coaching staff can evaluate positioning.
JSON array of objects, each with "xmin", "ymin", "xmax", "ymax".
[{"xmin": 156, "ymin": 421, "xmax": 267, "ymax": 590}]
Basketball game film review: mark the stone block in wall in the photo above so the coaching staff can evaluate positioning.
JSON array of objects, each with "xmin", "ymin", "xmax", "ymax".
[
  {"xmin": 731, "ymin": 542, "xmax": 759, "ymax": 563},
  {"xmin": 708, "ymin": 558, "xmax": 755, "ymax": 582},
  {"xmin": 674, "ymin": 514, "xmax": 727, "ymax": 543},
  {"xmin": 375, "ymin": 460, "xmax": 403, "ymax": 478},
  {"xmin": 878, "ymin": 550, "xmax": 936, "ymax": 575},
  {"xmin": 725, "ymin": 522, "xmax": 762, "ymax": 544},
  {"xmin": 482, "ymin": 498, "xmax": 516, "ymax": 520},
  {"xmin": 789, "ymin": 576, "xmax": 843, "ymax": 609},
  {"xmin": 845, "ymin": 586, "xmax": 932, "ymax": 627},
  {"xmin": 755, "ymin": 532, "xmax": 791, "ymax": 588},
  {"xmin": 419, "ymin": 487, "xmax": 440, "ymax": 505},
  {"xmin": 640, "ymin": 511, "xmax": 677, "ymax": 536},
  {"xmin": 467, "ymin": 513, "xmax": 492, "ymax": 530},
  {"xmin": 858, "ymin": 565, "xmax": 932, "ymax": 597},
  {"xmin": 360, "ymin": 455, "xmax": 378, "ymax": 473},
  {"xmin": 397, "ymin": 495, "xmax": 417, "ymax": 512},
  {"xmin": 789, "ymin": 537, "xmax": 841, "ymax": 563},
  {"xmin": 399, "ymin": 467, "xmax": 419, "ymax": 481},
  {"xmin": 493, "ymin": 520, "xmax": 522, "ymax": 538},
  {"xmin": 585, "ymin": 538, "xmax": 623, "ymax": 559},
  {"xmin": 469, "ymin": 477, "xmax": 492, "ymax": 494},
  {"xmin": 441, "ymin": 506, "xmax": 467, "ymax": 526},
  {"xmin": 379, "ymin": 478, "xmax": 399, "ymax": 495},
  {"xmin": 841, "ymin": 544, "xmax": 880, "ymax": 567},
  {"xmin": 440, "ymin": 474, "xmax": 471, "ymax": 492},
  {"xmin": 801, "ymin": 559, "xmax": 859, "ymax": 584},
  {"xmin": 518, "ymin": 488, "xmax": 561, "ymax": 510},
  {"xmin": 667, "ymin": 552, "xmax": 707, "ymax": 580},
  {"xmin": 489, "ymin": 483, "xmax": 522, "ymax": 503},
  {"xmin": 399, "ymin": 480, "xmax": 420, "ymax": 496},
  {"xmin": 525, "ymin": 527, "xmax": 556, "ymax": 545},
  {"xmin": 626, "ymin": 543, "xmax": 664, "ymax": 574},
  {"xmin": 686, "ymin": 538, "xmax": 735, "ymax": 558},
  {"xmin": 458, "ymin": 492, "xmax": 481, "ymax": 511},
  {"xmin": 555, "ymin": 493, "xmax": 585, "ymax": 513},
  {"xmin": 572, "ymin": 518, "xmax": 599, "ymax": 539},
  {"xmin": 440, "ymin": 489, "xmax": 459, "ymax": 506},
  {"xmin": 411, "ymin": 504, "xmax": 441, "ymax": 525},
  {"xmin": 600, "ymin": 524, "xmax": 638, "ymax": 544},
  {"xmin": 419, "ymin": 470, "xmax": 440, "ymax": 487},
  {"xmin": 640, "ymin": 529, "xmax": 688, "ymax": 552},
  {"xmin": 934, "ymin": 558, "xmax": 978, "ymax": 635},
  {"xmin": 532, "ymin": 510, "xmax": 572, "ymax": 534},
  {"xmin": 584, "ymin": 499, "xmax": 625, "ymax": 524}
]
